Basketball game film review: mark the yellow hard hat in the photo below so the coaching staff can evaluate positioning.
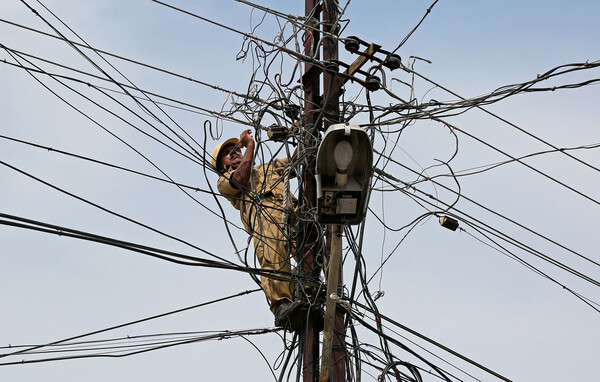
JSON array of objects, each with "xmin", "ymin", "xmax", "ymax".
[{"xmin": 210, "ymin": 137, "xmax": 241, "ymax": 170}]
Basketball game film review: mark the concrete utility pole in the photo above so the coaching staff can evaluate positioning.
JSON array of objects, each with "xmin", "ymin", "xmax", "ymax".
[
  {"xmin": 300, "ymin": 1, "xmax": 344, "ymax": 381},
  {"xmin": 320, "ymin": 3, "xmax": 345, "ymax": 382},
  {"xmin": 319, "ymin": 224, "xmax": 343, "ymax": 382}
]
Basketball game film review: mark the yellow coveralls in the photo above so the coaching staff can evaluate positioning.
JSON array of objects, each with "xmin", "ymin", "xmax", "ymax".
[{"xmin": 217, "ymin": 159, "xmax": 295, "ymax": 313}]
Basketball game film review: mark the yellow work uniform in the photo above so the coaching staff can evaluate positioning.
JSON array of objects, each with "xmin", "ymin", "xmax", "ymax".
[{"xmin": 217, "ymin": 159, "xmax": 295, "ymax": 313}]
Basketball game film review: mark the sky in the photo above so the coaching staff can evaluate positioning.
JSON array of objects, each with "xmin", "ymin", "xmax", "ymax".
[{"xmin": 1, "ymin": 1, "xmax": 599, "ymax": 381}]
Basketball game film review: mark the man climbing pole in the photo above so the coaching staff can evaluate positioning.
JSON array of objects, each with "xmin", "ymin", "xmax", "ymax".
[{"xmin": 211, "ymin": 129, "xmax": 305, "ymax": 329}]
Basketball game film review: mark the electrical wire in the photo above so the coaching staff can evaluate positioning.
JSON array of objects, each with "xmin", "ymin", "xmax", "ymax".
[
  {"xmin": 0, "ymin": 290, "xmax": 267, "ymax": 365},
  {"xmin": 2, "ymin": 2, "xmax": 598, "ymax": 381}
]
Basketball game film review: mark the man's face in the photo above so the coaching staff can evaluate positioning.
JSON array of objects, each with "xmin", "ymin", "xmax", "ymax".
[{"xmin": 219, "ymin": 144, "xmax": 242, "ymax": 168}]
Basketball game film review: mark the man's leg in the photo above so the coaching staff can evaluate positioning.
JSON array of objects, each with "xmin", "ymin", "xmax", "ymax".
[{"xmin": 252, "ymin": 203, "xmax": 295, "ymax": 314}]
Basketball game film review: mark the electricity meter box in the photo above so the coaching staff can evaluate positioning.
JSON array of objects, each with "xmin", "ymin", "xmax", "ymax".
[{"xmin": 316, "ymin": 123, "xmax": 373, "ymax": 225}]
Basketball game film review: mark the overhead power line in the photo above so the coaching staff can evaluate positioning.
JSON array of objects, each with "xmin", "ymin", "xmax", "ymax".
[
  {"xmin": 0, "ymin": 17, "xmax": 272, "ymax": 107},
  {"xmin": 372, "ymin": 148, "xmax": 600, "ymax": 269},
  {"xmin": 2, "ymin": 1, "xmax": 597, "ymax": 380},
  {"xmin": 0, "ymin": 288, "xmax": 262, "ymax": 364},
  {"xmin": 405, "ymin": 62, "xmax": 600, "ymax": 175}
]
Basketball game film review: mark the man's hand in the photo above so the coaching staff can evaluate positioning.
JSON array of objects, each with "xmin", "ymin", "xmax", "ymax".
[{"xmin": 240, "ymin": 129, "xmax": 254, "ymax": 148}]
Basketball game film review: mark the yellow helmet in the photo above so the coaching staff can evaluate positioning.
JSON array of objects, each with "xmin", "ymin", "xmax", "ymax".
[{"xmin": 210, "ymin": 137, "xmax": 241, "ymax": 170}]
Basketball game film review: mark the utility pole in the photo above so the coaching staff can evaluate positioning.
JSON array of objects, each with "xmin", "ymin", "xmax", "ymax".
[
  {"xmin": 320, "ymin": 2, "xmax": 345, "ymax": 382},
  {"xmin": 300, "ymin": 1, "xmax": 322, "ymax": 381},
  {"xmin": 298, "ymin": 3, "xmax": 402, "ymax": 379},
  {"xmin": 300, "ymin": 1, "xmax": 344, "ymax": 381}
]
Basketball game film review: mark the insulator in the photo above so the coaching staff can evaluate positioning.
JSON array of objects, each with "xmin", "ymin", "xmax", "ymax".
[
  {"xmin": 384, "ymin": 54, "xmax": 402, "ymax": 70},
  {"xmin": 324, "ymin": 60, "xmax": 339, "ymax": 73},
  {"xmin": 365, "ymin": 75, "xmax": 381, "ymax": 91},
  {"xmin": 344, "ymin": 36, "xmax": 360, "ymax": 53}
]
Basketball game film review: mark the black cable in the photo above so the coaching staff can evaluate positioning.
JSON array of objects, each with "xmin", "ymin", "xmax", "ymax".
[
  {"xmin": 458, "ymin": 219, "xmax": 600, "ymax": 314},
  {"xmin": 0, "ymin": 328, "xmax": 281, "ymax": 366},
  {"xmin": 375, "ymin": 172, "xmax": 600, "ymax": 290},
  {"xmin": 0, "ymin": 213, "xmax": 315, "ymax": 286},
  {"xmin": 0, "ymin": 289, "xmax": 261, "ymax": 362},
  {"xmin": 1, "ymin": 49, "xmax": 253, "ymax": 229},
  {"xmin": 373, "ymin": 160, "xmax": 600, "ymax": 269},
  {"xmin": 0, "ymin": 133, "xmax": 247, "ymax": 234},
  {"xmin": 33, "ymin": 0, "xmax": 209, "ymax": 159},
  {"xmin": 21, "ymin": 0, "xmax": 206, "ymax": 163},
  {"xmin": 2, "ymin": 49, "xmax": 204, "ymax": 165},
  {"xmin": 405, "ymin": 62, "xmax": 600, "ymax": 175},
  {"xmin": 0, "ymin": 46, "xmax": 252, "ymax": 125},
  {"xmin": 454, "ymin": 125, "xmax": 600, "ymax": 207},
  {"xmin": 0, "ymin": 17, "xmax": 275, "ymax": 107},
  {"xmin": 427, "ymin": 143, "xmax": 600, "ymax": 180},
  {"xmin": 0, "ymin": 160, "xmax": 238, "ymax": 265},
  {"xmin": 346, "ymin": 302, "xmax": 512, "ymax": 382},
  {"xmin": 151, "ymin": 0, "xmax": 323, "ymax": 67}
]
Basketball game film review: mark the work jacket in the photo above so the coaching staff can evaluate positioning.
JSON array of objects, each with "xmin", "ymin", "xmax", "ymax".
[{"xmin": 217, "ymin": 158, "xmax": 291, "ymax": 233}]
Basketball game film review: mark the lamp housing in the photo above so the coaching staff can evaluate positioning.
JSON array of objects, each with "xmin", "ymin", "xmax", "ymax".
[{"xmin": 316, "ymin": 123, "xmax": 373, "ymax": 225}]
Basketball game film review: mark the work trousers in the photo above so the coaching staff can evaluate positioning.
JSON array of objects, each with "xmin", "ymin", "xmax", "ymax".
[{"xmin": 245, "ymin": 198, "xmax": 295, "ymax": 313}]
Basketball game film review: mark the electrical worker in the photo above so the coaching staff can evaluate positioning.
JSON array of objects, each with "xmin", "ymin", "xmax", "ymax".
[{"xmin": 211, "ymin": 129, "xmax": 305, "ymax": 329}]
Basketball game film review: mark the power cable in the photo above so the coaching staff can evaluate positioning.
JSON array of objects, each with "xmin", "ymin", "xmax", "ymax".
[
  {"xmin": 0, "ymin": 45, "xmax": 252, "ymax": 125},
  {"xmin": 454, "ymin": 125, "xmax": 600, "ymax": 207},
  {"xmin": 0, "ymin": 17, "xmax": 273, "ymax": 106},
  {"xmin": 0, "ymin": 290, "xmax": 263, "ymax": 364},
  {"xmin": 373, "ymin": 153, "xmax": 600, "ymax": 269},
  {"xmin": 404, "ymin": 62, "xmax": 600, "ymax": 175},
  {"xmin": 374, "ymin": 169, "xmax": 600, "ymax": 289},
  {"xmin": 347, "ymin": 301, "xmax": 513, "ymax": 382}
]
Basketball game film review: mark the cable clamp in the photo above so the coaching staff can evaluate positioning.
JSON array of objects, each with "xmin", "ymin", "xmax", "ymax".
[{"xmin": 338, "ymin": 299, "xmax": 351, "ymax": 312}]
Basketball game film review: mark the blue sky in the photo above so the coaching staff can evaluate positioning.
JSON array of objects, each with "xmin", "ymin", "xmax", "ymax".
[{"xmin": 1, "ymin": 1, "xmax": 599, "ymax": 381}]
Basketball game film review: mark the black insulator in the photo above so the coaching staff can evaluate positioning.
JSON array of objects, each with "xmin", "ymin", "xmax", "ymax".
[
  {"xmin": 365, "ymin": 75, "xmax": 381, "ymax": 91},
  {"xmin": 344, "ymin": 36, "xmax": 360, "ymax": 53},
  {"xmin": 439, "ymin": 216, "xmax": 459, "ymax": 231},
  {"xmin": 384, "ymin": 54, "xmax": 402, "ymax": 70},
  {"xmin": 324, "ymin": 60, "xmax": 339, "ymax": 73}
]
